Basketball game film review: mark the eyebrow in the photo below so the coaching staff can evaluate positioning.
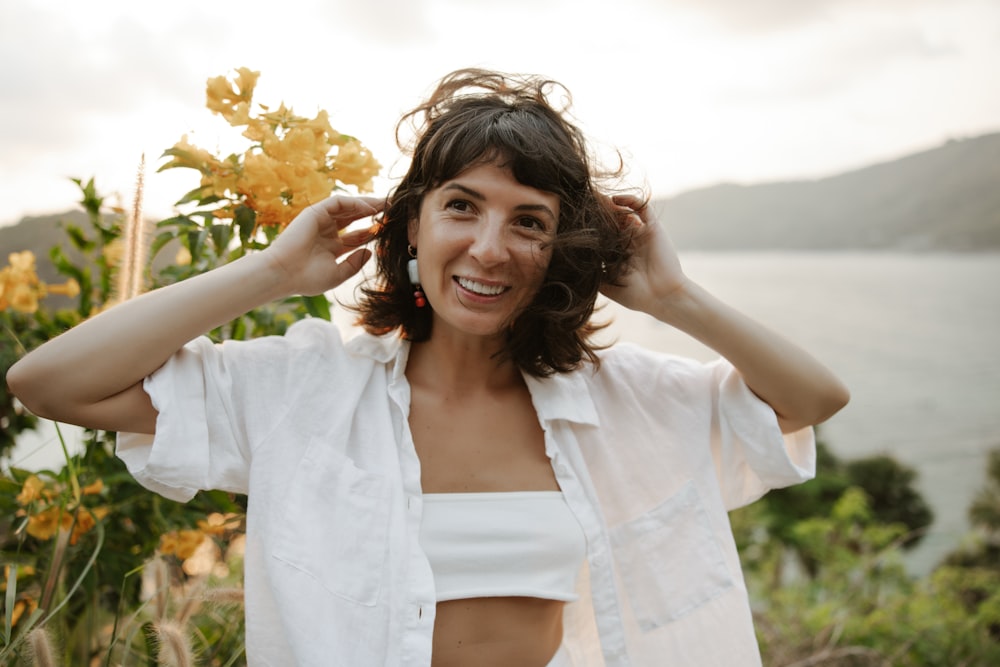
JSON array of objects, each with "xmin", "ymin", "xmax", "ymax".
[{"xmin": 442, "ymin": 183, "xmax": 558, "ymax": 222}]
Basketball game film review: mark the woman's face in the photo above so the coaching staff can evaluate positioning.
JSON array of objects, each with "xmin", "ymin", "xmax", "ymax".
[{"xmin": 409, "ymin": 161, "xmax": 559, "ymax": 341}]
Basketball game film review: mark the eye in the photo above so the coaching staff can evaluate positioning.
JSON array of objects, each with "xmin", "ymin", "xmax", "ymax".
[
  {"xmin": 516, "ymin": 216, "xmax": 547, "ymax": 232},
  {"xmin": 445, "ymin": 199, "xmax": 474, "ymax": 214}
]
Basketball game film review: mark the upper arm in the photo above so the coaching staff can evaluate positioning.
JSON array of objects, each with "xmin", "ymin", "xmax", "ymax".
[{"xmin": 24, "ymin": 381, "xmax": 159, "ymax": 435}]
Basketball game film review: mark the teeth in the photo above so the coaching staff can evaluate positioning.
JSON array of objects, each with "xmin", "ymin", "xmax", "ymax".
[{"xmin": 457, "ymin": 277, "xmax": 506, "ymax": 296}]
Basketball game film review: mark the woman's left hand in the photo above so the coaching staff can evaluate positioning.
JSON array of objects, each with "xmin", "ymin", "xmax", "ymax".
[{"xmin": 600, "ymin": 194, "xmax": 689, "ymax": 317}]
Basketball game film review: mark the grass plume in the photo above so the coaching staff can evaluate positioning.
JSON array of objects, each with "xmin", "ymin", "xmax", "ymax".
[
  {"xmin": 153, "ymin": 619, "xmax": 194, "ymax": 667},
  {"xmin": 115, "ymin": 154, "xmax": 151, "ymax": 303},
  {"xmin": 27, "ymin": 627, "xmax": 58, "ymax": 667}
]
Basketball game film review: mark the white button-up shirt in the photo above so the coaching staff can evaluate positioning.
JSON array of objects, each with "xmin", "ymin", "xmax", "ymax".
[{"xmin": 117, "ymin": 318, "xmax": 815, "ymax": 666}]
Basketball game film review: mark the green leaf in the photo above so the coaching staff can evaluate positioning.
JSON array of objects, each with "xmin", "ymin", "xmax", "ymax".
[
  {"xmin": 210, "ymin": 224, "xmax": 232, "ymax": 253},
  {"xmin": 3, "ymin": 564, "xmax": 15, "ymax": 644},
  {"xmin": 156, "ymin": 214, "xmax": 196, "ymax": 231},
  {"xmin": 63, "ymin": 223, "xmax": 96, "ymax": 253},
  {"xmin": 235, "ymin": 205, "xmax": 256, "ymax": 246},
  {"xmin": 301, "ymin": 294, "xmax": 332, "ymax": 321},
  {"xmin": 150, "ymin": 230, "xmax": 178, "ymax": 262},
  {"xmin": 175, "ymin": 184, "xmax": 216, "ymax": 206}
]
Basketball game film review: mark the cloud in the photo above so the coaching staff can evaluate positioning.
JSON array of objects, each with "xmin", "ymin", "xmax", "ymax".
[
  {"xmin": 0, "ymin": 4, "xmax": 200, "ymax": 163},
  {"xmin": 713, "ymin": 19, "xmax": 959, "ymax": 105},
  {"xmin": 660, "ymin": 0, "xmax": 970, "ymax": 33}
]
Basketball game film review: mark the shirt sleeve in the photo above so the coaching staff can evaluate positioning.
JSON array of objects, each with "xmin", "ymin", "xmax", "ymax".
[
  {"xmin": 706, "ymin": 357, "xmax": 816, "ymax": 509},
  {"xmin": 116, "ymin": 319, "xmax": 340, "ymax": 503}
]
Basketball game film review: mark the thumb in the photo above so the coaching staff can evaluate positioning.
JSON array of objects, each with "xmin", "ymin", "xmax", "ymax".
[{"xmin": 339, "ymin": 248, "xmax": 372, "ymax": 278}]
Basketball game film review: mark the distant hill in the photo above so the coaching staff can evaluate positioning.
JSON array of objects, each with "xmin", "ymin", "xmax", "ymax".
[
  {"xmin": 653, "ymin": 132, "xmax": 1000, "ymax": 251},
  {"xmin": 0, "ymin": 210, "xmax": 95, "ymax": 286},
  {"xmin": 3, "ymin": 132, "xmax": 1000, "ymax": 258}
]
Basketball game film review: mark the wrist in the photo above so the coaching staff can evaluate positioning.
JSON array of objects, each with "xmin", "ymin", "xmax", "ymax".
[{"xmin": 234, "ymin": 251, "xmax": 297, "ymax": 303}]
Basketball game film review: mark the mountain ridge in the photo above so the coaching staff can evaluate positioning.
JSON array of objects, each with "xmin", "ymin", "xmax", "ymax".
[
  {"xmin": 652, "ymin": 131, "xmax": 1000, "ymax": 251},
  {"xmin": 3, "ymin": 132, "xmax": 999, "ymax": 265}
]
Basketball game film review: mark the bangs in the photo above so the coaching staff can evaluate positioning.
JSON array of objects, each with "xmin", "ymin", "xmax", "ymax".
[{"xmin": 412, "ymin": 100, "xmax": 588, "ymax": 202}]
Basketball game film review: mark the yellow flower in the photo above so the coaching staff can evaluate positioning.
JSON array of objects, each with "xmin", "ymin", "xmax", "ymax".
[
  {"xmin": 26, "ymin": 506, "xmax": 68, "ymax": 541},
  {"xmin": 242, "ymin": 117, "xmax": 274, "ymax": 143},
  {"xmin": 175, "ymin": 246, "xmax": 192, "ymax": 266},
  {"xmin": 263, "ymin": 126, "xmax": 325, "ymax": 166},
  {"xmin": 45, "ymin": 278, "xmax": 80, "ymax": 298},
  {"xmin": 16, "ymin": 475, "xmax": 46, "ymax": 505},
  {"xmin": 69, "ymin": 507, "xmax": 99, "ymax": 545},
  {"xmin": 9, "ymin": 597, "xmax": 38, "ymax": 627},
  {"xmin": 331, "ymin": 140, "xmax": 381, "ymax": 192},
  {"xmin": 197, "ymin": 513, "xmax": 228, "ymax": 536},
  {"xmin": 81, "ymin": 479, "xmax": 104, "ymax": 495},
  {"xmin": 8, "ymin": 283, "xmax": 39, "ymax": 314},
  {"xmin": 301, "ymin": 110, "xmax": 337, "ymax": 140},
  {"xmin": 103, "ymin": 239, "xmax": 125, "ymax": 267},
  {"xmin": 1, "ymin": 251, "xmax": 43, "ymax": 312},
  {"xmin": 8, "ymin": 250, "xmax": 36, "ymax": 274},
  {"xmin": 258, "ymin": 101, "xmax": 302, "ymax": 129},
  {"xmin": 206, "ymin": 67, "xmax": 259, "ymax": 125},
  {"xmin": 159, "ymin": 529, "xmax": 205, "ymax": 560}
]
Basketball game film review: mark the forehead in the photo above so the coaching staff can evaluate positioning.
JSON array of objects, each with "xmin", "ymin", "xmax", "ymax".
[{"xmin": 431, "ymin": 162, "xmax": 560, "ymax": 211}]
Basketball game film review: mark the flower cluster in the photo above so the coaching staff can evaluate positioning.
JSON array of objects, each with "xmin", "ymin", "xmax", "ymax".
[
  {"xmin": 0, "ymin": 251, "xmax": 80, "ymax": 314},
  {"xmin": 159, "ymin": 512, "xmax": 243, "ymax": 561},
  {"xmin": 158, "ymin": 512, "xmax": 245, "ymax": 583},
  {"xmin": 15, "ymin": 474, "xmax": 107, "ymax": 544},
  {"xmin": 161, "ymin": 67, "xmax": 381, "ymax": 228}
]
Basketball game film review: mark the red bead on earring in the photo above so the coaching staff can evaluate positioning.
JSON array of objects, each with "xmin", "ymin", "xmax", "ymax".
[{"xmin": 414, "ymin": 289, "xmax": 426, "ymax": 308}]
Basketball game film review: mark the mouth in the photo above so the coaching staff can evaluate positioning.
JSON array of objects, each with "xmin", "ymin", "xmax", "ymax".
[{"xmin": 455, "ymin": 276, "xmax": 510, "ymax": 297}]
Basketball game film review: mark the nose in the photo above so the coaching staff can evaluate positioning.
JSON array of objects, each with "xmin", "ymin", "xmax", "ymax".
[{"xmin": 468, "ymin": 218, "xmax": 510, "ymax": 266}]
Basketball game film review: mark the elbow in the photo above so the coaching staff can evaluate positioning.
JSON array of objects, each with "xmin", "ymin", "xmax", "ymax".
[
  {"xmin": 823, "ymin": 379, "xmax": 851, "ymax": 421},
  {"xmin": 778, "ymin": 380, "xmax": 850, "ymax": 434},
  {"xmin": 6, "ymin": 357, "xmax": 56, "ymax": 421}
]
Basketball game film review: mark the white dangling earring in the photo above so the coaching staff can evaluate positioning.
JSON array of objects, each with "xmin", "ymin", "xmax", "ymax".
[{"xmin": 407, "ymin": 245, "xmax": 426, "ymax": 308}]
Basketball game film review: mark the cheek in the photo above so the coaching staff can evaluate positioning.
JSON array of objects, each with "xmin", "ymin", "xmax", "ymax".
[{"xmin": 528, "ymin": 246, "xmax": 554, "ymax": 281}]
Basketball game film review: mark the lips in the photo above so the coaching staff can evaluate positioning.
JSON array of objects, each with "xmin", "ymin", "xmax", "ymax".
[{"xmin": 455, "ymin": 276, "xmax": 509, "ymax": 296}]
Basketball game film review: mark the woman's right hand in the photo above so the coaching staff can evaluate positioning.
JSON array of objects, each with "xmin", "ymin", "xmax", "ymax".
[{"xmin": 264, "ymin": 196, "xmax": 384, "ymax": 297}]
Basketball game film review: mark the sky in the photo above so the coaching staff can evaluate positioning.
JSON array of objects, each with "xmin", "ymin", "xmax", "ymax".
[{"xmin": 1, "ymin": 0, "xmax": 998, "ymax": 226}]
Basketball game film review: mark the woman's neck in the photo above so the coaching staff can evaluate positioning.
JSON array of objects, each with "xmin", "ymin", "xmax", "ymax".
[{"xmin": 406, "ymin": 330, "xmax": 521, "ymax": 395}]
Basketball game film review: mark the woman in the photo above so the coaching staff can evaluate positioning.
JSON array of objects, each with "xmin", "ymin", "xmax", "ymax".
[{"xmin": 8, "ymin": 69, "xmax": 849, "ymax": 666}]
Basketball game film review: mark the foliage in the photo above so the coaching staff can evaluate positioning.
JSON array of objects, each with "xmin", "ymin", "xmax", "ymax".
[
  {"xmin": 0, "ymin": 67, "xmax": 380, "ymax": 665},
  {"xmin": 732, "ymin": 446, "xmax": 1000, "ymax": 665},
  {"xmin": 743, "ymin": 440, "xmax": 934, "ymax": 579}
]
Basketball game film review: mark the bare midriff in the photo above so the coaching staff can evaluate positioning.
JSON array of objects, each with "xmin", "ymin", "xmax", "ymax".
[{"xmin": 431, "ymin": 596, "xmax": 564, "ymax": 667}]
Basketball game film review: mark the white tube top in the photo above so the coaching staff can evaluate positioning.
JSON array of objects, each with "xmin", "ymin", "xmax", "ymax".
[{"xmin": 419, "ymin": 491, "xmax": 587, "ymax": 602}]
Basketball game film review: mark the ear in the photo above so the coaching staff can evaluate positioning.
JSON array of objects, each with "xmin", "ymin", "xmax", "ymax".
[{"xmin": 407, "ymin": 217, "xmax": 419, "ymax": 248}]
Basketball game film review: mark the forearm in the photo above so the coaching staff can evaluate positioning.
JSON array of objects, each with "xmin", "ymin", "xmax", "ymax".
[
  {"xmin": 649, "ymin": 281, "xmax": 850, "ymax": 432},
  {"xmin": 7, "ymin": 251, "xmax": 289, "ymax": 424}
]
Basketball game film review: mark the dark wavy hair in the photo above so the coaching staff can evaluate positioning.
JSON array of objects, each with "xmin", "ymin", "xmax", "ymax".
[{"xmin": 354, "ymin": 68, "xmax": 635, "ymax": 377}]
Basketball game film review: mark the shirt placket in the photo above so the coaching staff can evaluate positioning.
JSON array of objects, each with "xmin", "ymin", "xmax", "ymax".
[
  {"xmin": 388, "ymin": 351, "xmax": 436, "ymax": 667},
  {"xmin": 545, "ymin": 420, "xmax": 631, "ymax": 667}
]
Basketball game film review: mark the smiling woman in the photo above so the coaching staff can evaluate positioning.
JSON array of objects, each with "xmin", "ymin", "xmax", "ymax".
[
  {"xmin": 7, "ymin": 68, "xmax": 849, "ymax": 666},
  {"xmin": 406, "ymin": 163, "xmax": 558, "ymax": 341}
]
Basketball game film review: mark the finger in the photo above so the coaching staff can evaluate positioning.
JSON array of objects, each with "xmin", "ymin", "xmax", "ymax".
[
  {"xmin": 314, "ymin": 196, "xmax": 385, "ymax": 229},
  {"xmin": 336, "ymin": 247, "xmax": 373, "ymax": 279},
  {"xmin": 611, "ymin": 194, "xmax": 646, "ymax": 211},
  {"xmin": 340, "ymin": 225, "xmax": 377, "ymax": 248}
]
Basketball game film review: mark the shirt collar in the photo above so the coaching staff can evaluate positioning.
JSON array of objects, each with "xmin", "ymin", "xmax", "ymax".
[
  {"xmin": 348, "ymin": 331, "xmax": 599, "ymax": 426},
  {"xmin": 523, "ymin": 368, "xmax": 600, "ymax": 427},
  {"xmin": 347, "ymin": 330, "xmax": 406, "ymax": 365}
]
